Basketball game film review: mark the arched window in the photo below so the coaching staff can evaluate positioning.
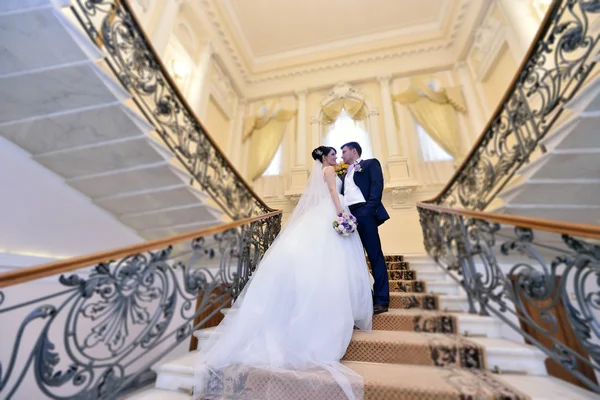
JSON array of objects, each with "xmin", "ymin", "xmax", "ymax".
[{"xmin": 323, "ymin": 109, "xmax": 373, "ymax": 159}]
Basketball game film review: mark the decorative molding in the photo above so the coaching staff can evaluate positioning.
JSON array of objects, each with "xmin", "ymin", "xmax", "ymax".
[
  {"xmin": 285, "ymin": 194, "xmax": 302, "ymax": 205},
  {"xmin": 197, "ymin": 0, "xmax": 474, "ymax": 85},
  {"xmin": 209, "ymin": 60, "xmax": 236, "ymax": 118},
  {"xmin": 470, "ymin": 14, "xmax": 507, "ymax": 81},
  {"xmin": 321, "ymin": 82, "xmax": 365, "ymax": 105},
  {"xmin": 472, "ymin": 16, "xmax": 503, "ymax": 60},
  {"xmin": 377, "ymin": 75, "xmax": 392, "ymax": 85},
  {"xmin": 391, "ymin": 187, "xmax": 417, "ymax": 210},
  {"xmin": 199, "ymin": 0, "xmax": 250, "ymax": 81},
  {"xmin": 295, "ymin": 88, "xmax": 308, "ymax": 98},
  {"xmin": 369, "ymin": 107, "xmax": 380, "ymax": 116},
  {"xmin": 453, "ymin": 60, "xmax": 467, "ymax": 71},
  {"xmin": 135, "ymin": 0, "xmax": 150, "ymax": 12}
]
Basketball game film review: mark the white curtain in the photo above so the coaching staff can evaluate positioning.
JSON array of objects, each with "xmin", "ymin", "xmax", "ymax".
[
  {"xmin": 416, "ymin": 124, "xmax": 453, "ymax": 162},
  {"xmin": 406, "ymin": 117, "xmax": 455, "ymax": 186},
  {"xmin": 262, "ymin": 143, "xmax": 283, "ymax": 176}
]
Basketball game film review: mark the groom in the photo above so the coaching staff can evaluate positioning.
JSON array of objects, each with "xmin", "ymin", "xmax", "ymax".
[{"xmin": 341, "ymin": 142, "xmax": 390, "ymax": 315}]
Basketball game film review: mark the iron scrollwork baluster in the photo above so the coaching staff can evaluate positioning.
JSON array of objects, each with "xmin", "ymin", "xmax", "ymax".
[
  {"xmin": 68, "ymin": 0, "xmax": 270, "ymax": 219},
  {"xmin": 418, "ymin": 205, "xmax": 600, "ymax": 392},
  {"xmin": 436, "ymin": 0, "xmax": 599, "ymax": 210},
  {"xmin": 0, "ymin": 215, "xmax": 282, "ymax": 399}
]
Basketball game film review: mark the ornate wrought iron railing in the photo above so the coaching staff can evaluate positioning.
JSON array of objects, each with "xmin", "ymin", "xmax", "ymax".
[
  {"xmin": 66, "ymin": 0, "xmax": 272, "ymax": 219},
  {"xmin": 0, "ymin": 211, "xmax": 282, "ymax": 399},
  {"xmin": 417, "ymin": 203, "xmax": 600, "ymax": 392},
  {"xmin": 428, "ymin": 0, "xmax": 600, "ymax": 210}
]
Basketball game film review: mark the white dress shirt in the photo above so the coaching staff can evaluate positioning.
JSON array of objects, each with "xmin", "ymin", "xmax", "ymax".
[{"xmin": 344, "ymin": 159, "xmax": 366, "ymax": 206}]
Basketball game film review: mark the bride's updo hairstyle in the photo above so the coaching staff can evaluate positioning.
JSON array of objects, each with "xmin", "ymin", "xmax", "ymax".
[{"xmin": 311, "ymin": 146, "xmax": 335, "ymax": 163}]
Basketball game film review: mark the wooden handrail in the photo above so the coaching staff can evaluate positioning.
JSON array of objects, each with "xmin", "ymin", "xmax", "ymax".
[
  {"xmin": 417, "ymin": 202, "xmax": 600, "ymax": 240},
  {"xmin": 0, "ymin": 211, "xmax": 282, "ymax": 288},
  {"xmin": 113, "ymin": 0, "xmax": 274, "ymax": 213},
  {"xmin": 424, "ymin": 0, "xmax": 559, "ymax": 204}
]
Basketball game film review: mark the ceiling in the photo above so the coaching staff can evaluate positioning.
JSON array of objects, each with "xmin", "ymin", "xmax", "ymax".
[
  {"xmin": 190, "ymin": 0, "xmax": 488, "ymax": 93},
  {"xmin": 223, "ymin": 0, "xmax": 445, "ymax": 57},
  {"xmin": 213, "ymin": 0, "xmax": 459, "ymax": 69}
]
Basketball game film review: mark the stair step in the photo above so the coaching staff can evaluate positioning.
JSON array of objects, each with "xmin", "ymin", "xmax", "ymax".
[
  {"xmin": 33, "ymin": 136, "xmax": 166, "ymax": 179},
  {"xmin": 389, "ymin": 293, "xmax": 470, "ymax": 313},
  {"xmin": 215, "ymin": 308, "xmax": 503, "ymax": 338},
  {"xmin": 95, "ymin": 184, "xmax": 208, "ymax": 216},
  {"xmin": 495, "ymin": 374, "xmax": 600, "ymax": 400},
  {"xmin": 437, "ymin": 294, "xmax": 470, "ymax": 312},
  {"xmin": 389, "ymin": 292, "xmax": 440, "ymax": 310},
  {"xmin": 405, "ymin": 263, "xmax": 449, "ymax": 280},
  {"xmin": 517, "ymin": 150, "xmax": 600, "ymax": 181},
  {"xmin": 119, "ymin": 203, "xmax": 221, "ymax": 231},
  {"xmin": 123, "ymin": 388, "xmax": 191, "ymax": 399},
  {"xmin": 67, "ymin": 162, "xmax": 187, "ymax": 198},
  {"xmin": 0, "ymin": 103, "xmax": 147, "ymax": 155},
  {"xmin": 497, "ymin": 205, "xmax": 600, "ymax": 225},
  {"xmin": 345, "ymin": 330, "xmax": 545, "ymax": 374},
  {"xmin": 0, "ymin": 6, "xmax": 90, "ymax": 76},
  {"xmin": 0, "ymin": 61, "xmax": 129, "ymax": 125},
  {"xmin": 389, "ymin": 279, "xmax": 427, "ymax": 293},
  {"xmin": 193, "ymin": 329, "xmax": 544, "ymax": 374},
  {"xmin": 541, "ymin": 111, "xmax": 600, "ymax": 151},
  {"xmin": 499, "ymin": 181, "xmax": 600, "ymax": 207},
  {"xmin": 131, "ymin": 372, "xmax": 600, "ymax": 400},
  {"xmin": 151, "ymin": 352, "xmax": 535, "ymax": 399},
  {"xmin": 426, "ymin": 280, "xmax": 460, "ymax": 295}
]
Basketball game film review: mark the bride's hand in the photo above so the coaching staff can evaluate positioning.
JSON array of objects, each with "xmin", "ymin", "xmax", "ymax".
[{"xmin": 336, "ymin": 208, "xmax": 344, "ymax": 216}]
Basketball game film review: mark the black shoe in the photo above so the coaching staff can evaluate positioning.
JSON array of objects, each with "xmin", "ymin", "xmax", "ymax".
[{"xmin": 373, "ymin": 304, "xmax": 388, "ymax": 315}]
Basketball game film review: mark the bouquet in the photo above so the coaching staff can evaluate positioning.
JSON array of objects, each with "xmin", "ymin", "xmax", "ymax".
[
  {"xmin": 334, "ymin": 161, "xmax": 349, "ymax": 177},
  {"xmin": 333, "ymin": 212, "xmax": 358, "ymax": 236}
]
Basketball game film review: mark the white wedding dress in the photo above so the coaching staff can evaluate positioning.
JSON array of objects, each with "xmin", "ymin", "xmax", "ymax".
[{"xmin": 194, "ymin": 161, "xmax": 373, "ymax": 400}]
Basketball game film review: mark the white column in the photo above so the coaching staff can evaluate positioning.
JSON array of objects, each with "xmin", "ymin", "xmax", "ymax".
[
  {"xmin": 310, "ymin": 115, "xmax": 321, "ymax": 158},
  {"xmin": 453, "ymin": 62, "xmax": 486, "ymax": 142},
  {"xmin": 376, "ymin": 77, "xmax": 416, "ymax": 187},
  {"xmin": 377, "ymin": 75, "xmax": 401, "ymax": 158},
  {"xmin": 367, "ymin": 108, "xmax": 385, "ymax": 162},
  {"xmin": 294, "ymin": 89, "xmax": 308, "ymax": 167},
  {"xmin": 188, "ymin": 41, "xmax": 215, "ymax": 119},
  {"xmin": 150, "ymin": 0, "xmax": 183, "ymax": 58},
  {"xmin": 498, "ymin": 0, "xmax": 539, "ymax": 59},
  {"xmin": 229, "ymin": 98, "xmax": 246, "ymax": 167},
  {"xmin": 286, "ymin": 89, "xmax": 309, "ymax": 195}
]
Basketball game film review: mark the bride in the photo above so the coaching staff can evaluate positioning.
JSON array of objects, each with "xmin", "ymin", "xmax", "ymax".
[{"xmin": 194, "ymin": 146, "xmax": 373, "ymax": 400}]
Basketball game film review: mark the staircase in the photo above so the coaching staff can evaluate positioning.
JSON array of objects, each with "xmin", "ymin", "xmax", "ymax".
[
  {"xmin": 1, "ymin": 0, "xmax": 599, "ymax": 399},
  {"xmin": 127, "ymin": 255, "xmax": 600, "ymax": 399},
  {"xmin": 492, "ymin": 68, "xmax": 600, "ymax": 225},
  {"xmin": 0, "ymin": 0, "xmax": 224, "ymax": 242}
]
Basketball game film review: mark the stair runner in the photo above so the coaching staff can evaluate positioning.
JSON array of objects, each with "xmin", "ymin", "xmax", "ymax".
[{"xmin": 199, "ymin": 255, "xmax": 529, "ymax": 400}]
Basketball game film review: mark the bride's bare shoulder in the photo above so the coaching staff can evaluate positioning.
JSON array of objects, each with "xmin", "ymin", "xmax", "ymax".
[{"xmin": 323, "ymin": 166, "xmax": 336, "ymax": 176}]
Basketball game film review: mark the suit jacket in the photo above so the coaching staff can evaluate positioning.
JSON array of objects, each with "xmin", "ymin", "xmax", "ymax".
[{"xmin": 342, "ymin": 159, "xmax": 390, "ymax": 226}]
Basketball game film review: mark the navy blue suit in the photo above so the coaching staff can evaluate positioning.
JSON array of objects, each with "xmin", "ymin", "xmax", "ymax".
[{"xmin": 341, "ymin": 159, "xmax": 390, "ymax": 307}]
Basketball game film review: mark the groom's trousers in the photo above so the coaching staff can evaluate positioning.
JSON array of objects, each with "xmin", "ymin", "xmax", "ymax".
[{"xmin": 350, "ymin": 204, "xmax": 390, "ymax": 307}]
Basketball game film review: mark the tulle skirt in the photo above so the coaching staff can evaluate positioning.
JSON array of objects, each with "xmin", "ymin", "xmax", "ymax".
[{"xmin": 194, "ymin": 195, "xmax": 373, "ymax": 399}]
